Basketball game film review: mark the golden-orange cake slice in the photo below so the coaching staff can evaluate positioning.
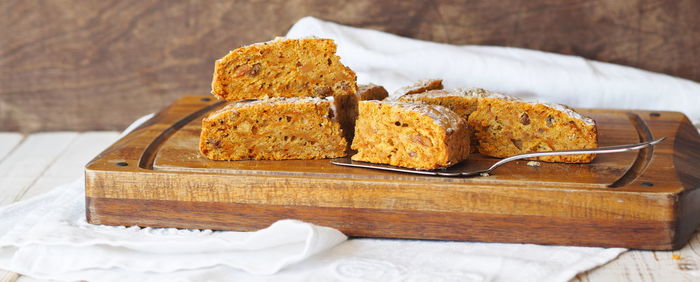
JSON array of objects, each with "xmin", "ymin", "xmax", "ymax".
[
  {"xmin": 398, "ymin": 88, "xmax": 513, "ymax": 151},
  {"xmin": 211, "ymin": 37, "xmax": 358, "ymax": 100},
  {"xmin": 351, "ymin": 100, "xmax": 470, "ymax": 169},
  {"xmin": 468, "ymin": 97, "xmax": 598, "ymax": 163},
  {"xmin": 393, "ymin": 79, "xmax": 443, "ymax": 96},
  {"xmin": 398, "ymin": 88, "xmax": 501, "ymax": 119},
  {"xmin": 356, "ymin": 83, "xmax": 389, "ymax": 100},
  {"xmin": 200, "ymin": 97, "xmax": 348, "ymax": 160},
  {"xmin": 398, "ymin": 88, "xmax": 597, "ymax": 163}
]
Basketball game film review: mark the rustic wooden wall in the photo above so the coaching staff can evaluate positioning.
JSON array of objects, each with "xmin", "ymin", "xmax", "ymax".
[{"xmin": 1, "ymin": 0, "xmax": 698, "ymax": 132}]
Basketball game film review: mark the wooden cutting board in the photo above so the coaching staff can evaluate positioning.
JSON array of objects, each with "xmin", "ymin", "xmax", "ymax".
[{"xmin": 85, "ymin": 95, "xmax": 700, "ymax": 250}]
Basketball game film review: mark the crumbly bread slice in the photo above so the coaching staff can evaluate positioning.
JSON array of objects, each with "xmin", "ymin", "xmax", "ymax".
[
  {"xmin": 399, "ymin": 88, "xmax": 598, "ymax": 163},
  {"xmin": 211, "ymin": 37, "xmax": 358, "ymax": 100},
  {"xmin": 468, "ymin": 97, "xmax": 598, "ymax": 163},
  {"xmin": 399, "ymin": 88, "xmax": 510, "ymax": 151},
  {"xmin": 393, "ymin": 79, "xmax": 443, "ymax": 96},
  {"xmin": 200, "ymin": 97, "xmax": 348, "ymax": 160},
  {"xmin": 351, "ymin": 100, "xmax": 470, "ymax": 169},
  {"xmin": 356, "ymin": 83, "xmax": 389, "ymax": 100}
]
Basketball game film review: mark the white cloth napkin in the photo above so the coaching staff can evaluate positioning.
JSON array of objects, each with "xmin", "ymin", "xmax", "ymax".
[
  {"xmin": 0, "ymin": 175, "xmax": 623, "ymax": 282},
  {"xmin": 0, "ymin": 180, "xmax": 346, "ymax": 277},
  {"xmin": 287, "ymin": 17, "xmax": 700, "ymax": 128},
  {"xmin": 7, "ymin": 15, "xmax": 700, "ymax": 281}
]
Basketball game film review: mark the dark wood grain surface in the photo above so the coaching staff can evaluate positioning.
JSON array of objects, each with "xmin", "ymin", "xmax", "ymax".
[
  {"xmin": 2, "ymin": 0, "xmax": 699, "ymax": 132},
  {"xmin": 84, "ymin": 96, "xmax": 700, "ymax": 250}
]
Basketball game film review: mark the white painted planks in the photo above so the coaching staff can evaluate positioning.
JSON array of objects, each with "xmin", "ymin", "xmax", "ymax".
[
  {"xmin": 0, "ymin": 132, "xmax": 118, "ymax": 282},
  {"xmin": 20, "ymin": 132, "xmax": 120, "ymax": 200},
  {"xmin": 0, "ymin": 133, "xmax": 78, "ymax": 206},
  {"xmin": 0, "ymin": 133, "xmax": 23, "ymax": 162}
]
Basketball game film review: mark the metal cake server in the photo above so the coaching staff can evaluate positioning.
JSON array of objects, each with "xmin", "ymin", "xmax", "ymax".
[{"xmin": 331, "ymin": 137, "xmax": 666, "ymax": 177}]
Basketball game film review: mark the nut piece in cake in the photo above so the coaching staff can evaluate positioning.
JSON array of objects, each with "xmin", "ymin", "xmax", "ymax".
[
  {"xmin": 351, "ymin": 100, "xmax": 470, "ymax": 170},
  {"xmin": 199, "ymin": 97, "xmax": 348, "ymax": 160},
  {"xmin": 211, "ymin": 37, "xmax": 358, "ymax": 100},
  {"xmin": 356, "ymin": 83, "xmax": 389, "ymax": 100},
  {"xmin": 393, "ymin": 79, "xmax": 444, "ymax": 96},
  {"xmin": 468, "ymin": 97, "xmax": 598, "ymax": 163}
]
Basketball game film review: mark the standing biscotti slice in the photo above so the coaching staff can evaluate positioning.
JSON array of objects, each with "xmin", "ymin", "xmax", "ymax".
[
  {"xmin": 351, "ymin": 101, "xmax": 470, "ymax": 170},
  {"xmin": 211, "ymin": 37, "xmax": 358, "ymax": 100},
  {"xmin": 468, "ymin": 97, "xmax": 598, "ymax": 163},
  {"xmin": 200, "ymin": 97, "xmax": 348, "ymax": 160}
]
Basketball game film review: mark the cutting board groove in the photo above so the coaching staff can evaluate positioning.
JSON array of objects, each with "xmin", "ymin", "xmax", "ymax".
[{"xmin": 609, "ymin": 112, "xmax": 655, "ymax": 188}]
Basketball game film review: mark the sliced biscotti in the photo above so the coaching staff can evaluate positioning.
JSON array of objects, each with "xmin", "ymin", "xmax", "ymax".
[
  {"xmin": 398, "ymin": 88, "xmax": 499, "ymax": 118},
  {"xmin": 351, "ymin": 100, "xmax": 470, "ymax": 169},
  {"xmin": 211, "ymin": 37, "xmax": 358, "ymax": 100},
  {"xmin": 468, "ymin": 97, "xmax": 598, "ymax": 163},
  {"xmin": 393, "ymin": 79, "xmax": 443, "ymax": 96},
  {"xmin": 399, "ymin": 88, "xmax": 598, "ymax": 163},
  {"xmin": 398, "ymin": 88, "xmax": 511, "ymax": 151},
  {"xmin": 199, "ymin": 97, "xmax": 348, "ymax": 161}
]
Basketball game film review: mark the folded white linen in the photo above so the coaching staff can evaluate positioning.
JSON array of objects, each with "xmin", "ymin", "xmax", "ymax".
[
  {"xmin": 0, "ymin": 176, "xmax": 623, "ymax": 281},
  {"xmin": 12, "ymin": 16, "xmax": 698, "ymax": 281},
  {"xmin": 0, "ymin": 179, "xmax": 346, "ymax": 276}
]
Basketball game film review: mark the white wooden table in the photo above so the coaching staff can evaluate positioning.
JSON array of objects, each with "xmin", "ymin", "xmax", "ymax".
[{"xmin": 0, "ymin": 132, "xmax": 698, "ymax": 282}]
